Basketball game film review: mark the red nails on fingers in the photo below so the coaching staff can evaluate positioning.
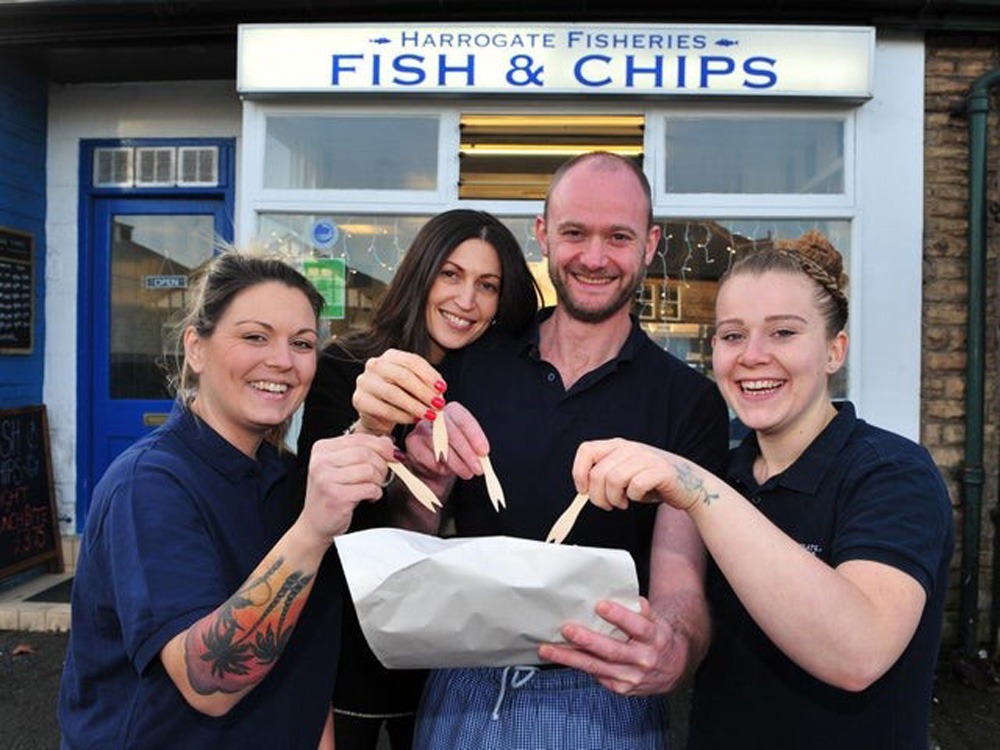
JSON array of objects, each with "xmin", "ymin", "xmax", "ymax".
[
  {"xmin": 433, "ymin": 380, "xmax": 447, "ymax": 394},
  {"xmin": 431, "ymin": 396, "xmax": 445, "ymax": 409},
  {"xmin": 424, "ymin": 409, "xmax": 437, "ymax": 421}
]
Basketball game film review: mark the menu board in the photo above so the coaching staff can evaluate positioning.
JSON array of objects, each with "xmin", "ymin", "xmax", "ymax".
[
  {"xmin": 0, "ymin": 406, "xmax": 63, "ymax": 580},
  {"xmin": 0, "ymin": 227, "xmax": 35, "ymax": 354}
]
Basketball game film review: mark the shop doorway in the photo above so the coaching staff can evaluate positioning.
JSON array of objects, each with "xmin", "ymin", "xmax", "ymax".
[{"xmin": 79, "ymin": 198, "xmax": 228, "ymax": 522}]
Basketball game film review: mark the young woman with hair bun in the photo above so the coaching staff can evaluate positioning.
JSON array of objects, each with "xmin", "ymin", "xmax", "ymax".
[{"xmin": 567, "ymin": 230, "xmax": 953, "ymax": 749}]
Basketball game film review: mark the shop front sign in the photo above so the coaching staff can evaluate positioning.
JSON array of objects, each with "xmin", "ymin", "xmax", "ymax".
[{"xmin": 238, "ymin": 23, "xmax": 873, "ymax": 99}]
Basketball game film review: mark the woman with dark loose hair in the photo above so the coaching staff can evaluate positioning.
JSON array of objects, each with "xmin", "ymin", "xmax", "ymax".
[
  {"xmin": 296, "ymin": 208, "xmax": 540, "ymax": 750},
  {"xmin": 60, "ymin": 252, "xmax": 398, "ymax": 749},
  {"xmin": 336, "ymin": 208, "xmax": 539, "ymax": 361}
]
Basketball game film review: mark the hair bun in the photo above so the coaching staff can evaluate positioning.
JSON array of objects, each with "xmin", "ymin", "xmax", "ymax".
[{"xmin": 776, "ymin": 229, "xmax": 846, "ymax": 290}]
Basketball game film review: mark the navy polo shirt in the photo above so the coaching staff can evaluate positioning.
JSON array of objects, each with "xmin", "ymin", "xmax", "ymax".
[
  {"xmin": 440, "ymin": 308, "xmax": 730, "ymax": 594},
  {"xmin": 59, "ymin": 407, "xmax": 341, "ymax": 749},
  {"xmin": 296, "ymin": 347, "xmax": 429, "ymax": 717},
  {"xmin": 689, "ymin": 401, "xmax": 954, "ymax": 749}
]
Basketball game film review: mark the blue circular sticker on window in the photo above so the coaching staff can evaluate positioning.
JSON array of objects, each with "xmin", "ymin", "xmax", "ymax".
[{"xmin": 311, "ymin": 220, "xmax": 339, "ymax": 250}]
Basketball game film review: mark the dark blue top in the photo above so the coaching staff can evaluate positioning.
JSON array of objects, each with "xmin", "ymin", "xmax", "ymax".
[
  {"xmin": 441, "ymin": 309, "xmax": 730, "ymax": 594},
  {"xmin": 295, "ymin": 346, "xmax": 428, "ymax": 716},
  {"xmin": 689, "ymin": 401, "xmax": 954, "ymax": 750},
  {"xmin": 58, "ymin": 407, "xmax": 341, "ymax": 749}
]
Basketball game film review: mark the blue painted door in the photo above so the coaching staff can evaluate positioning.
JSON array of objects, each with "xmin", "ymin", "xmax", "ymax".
[{"xmin": 83, "ymin": 198, "xmax": 227, "ymax": 518}]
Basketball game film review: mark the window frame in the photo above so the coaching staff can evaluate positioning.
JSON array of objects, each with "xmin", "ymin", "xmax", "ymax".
[
  {"xmin": 237, "ymin": 33, "xmax": 925, "ymax": 442},
  {"xmin": 646, "ymin": 103, "xmax": 856, "ymax": 213}
]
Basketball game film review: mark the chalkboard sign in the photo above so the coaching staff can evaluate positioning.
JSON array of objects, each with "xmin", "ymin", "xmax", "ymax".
[
  {"xmin": 0, "ymin": 406, "xmax": 63, "ymax": 580},
  {"xmin": 0, "ymin": 226, "xmax": 35, "ymax": 355}
]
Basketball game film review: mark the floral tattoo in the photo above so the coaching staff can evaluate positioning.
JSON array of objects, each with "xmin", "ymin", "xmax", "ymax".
[
  {"xmin": 184, "ymin": 557, "xmax": 314, "ymax": 695},
  {"xmin": 674, "ymin": 462, "xmax": 719, "ymax": 508}
]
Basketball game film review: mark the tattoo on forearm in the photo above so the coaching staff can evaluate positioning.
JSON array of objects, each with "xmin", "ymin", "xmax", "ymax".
[
  {"xmin": 184, "ymin": 557, "xmax": 315, "ymax": 695},
  {"xmin": 674, "ymin": 462, "xmax": 719, "ymax": 507}
]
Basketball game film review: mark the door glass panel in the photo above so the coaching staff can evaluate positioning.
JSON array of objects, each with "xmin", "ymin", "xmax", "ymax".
[
  {"xmin": 264, "ymin": 115, "xmax": 439, "ymax": 190},
  {"xmin": 109, "ymin": 214, "xmax": 216, "ymax": 398},
  {"xmin": 664, "ymin": 117, "xmax": 845, "ymax": 194}
]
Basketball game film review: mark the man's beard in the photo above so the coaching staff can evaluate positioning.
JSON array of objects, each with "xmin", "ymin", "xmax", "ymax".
[{"xmin": 548, "ymin": 263, "xmax": 645, "ymax": 324}]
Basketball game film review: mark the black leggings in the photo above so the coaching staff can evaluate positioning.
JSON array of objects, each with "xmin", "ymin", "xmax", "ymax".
[{"xmin": 333, "ymin": 711, "xmax": 416, "ymax": 750}]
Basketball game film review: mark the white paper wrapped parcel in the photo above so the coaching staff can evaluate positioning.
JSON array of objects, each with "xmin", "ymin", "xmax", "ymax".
[{"xmin": 335, "ymin": 527, "xmax": 641, "ymax": 669}]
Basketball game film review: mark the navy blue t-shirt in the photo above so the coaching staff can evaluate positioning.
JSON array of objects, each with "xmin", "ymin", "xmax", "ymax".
[
  {"xmin": 689, "ymin": 401, "xmax": 954, "ymax": 749},
  {"xmin": 296, "ymin": 346, "xmax": 429, "ymax": 716},
  {"xmin": 441, "ymin": 309, "xmax": 730, "ymax": 594},
  {"xmin": 58, "ymin": 407, "xmax": 341, "ymax": 749}
]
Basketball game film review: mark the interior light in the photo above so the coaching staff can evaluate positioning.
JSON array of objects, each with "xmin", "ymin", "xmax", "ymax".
[{"xmin": 459, "ymin": 143, "xmax": 644, "ymax": 156}]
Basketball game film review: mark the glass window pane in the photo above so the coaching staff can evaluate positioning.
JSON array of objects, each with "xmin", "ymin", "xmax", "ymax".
[
  {"xmin": 264, "ymin": 115, "xmax": 439, "ymax": 190},
  {"xmin": 110, "ymin": 214, "xmax": 216, "ymax": 399},
  {"xmin": 259, "ymin": 213, "xmax": 428, "ymax": 337},
  {"xmin": 664, "ymin": 118, "xmax": 844, "ymax": 194},
  {"xmin": 458, "ymin": 113, "xmax": 644, "ymax": 200},
  {"xmin": 643, "ymin": 218, "xmax": 850, "ymax": 399},
  {"xmin": 258, "ymin": 212, "xmax": 849, "ymax": 401},
  {"xmin": 257, "ymin": 213, "xmax": 550, "ymax": 337}
]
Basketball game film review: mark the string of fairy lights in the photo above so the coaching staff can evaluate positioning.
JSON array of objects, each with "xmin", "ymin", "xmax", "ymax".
[{"xmin": 264, "ymin": 216, "xmax": 835, "ymax": 291}]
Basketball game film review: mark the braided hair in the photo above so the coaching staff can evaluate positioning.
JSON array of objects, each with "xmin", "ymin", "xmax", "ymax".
[{"xmin": 722, "ymin": 229, "xmax": 848, "ymax": 338}]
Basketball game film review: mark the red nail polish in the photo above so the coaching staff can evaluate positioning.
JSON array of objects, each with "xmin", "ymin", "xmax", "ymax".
[
  {"xmin": 393, "ymin": 449, "xmax": 407, "ymax": 462},
  {"xmin": 433, "ymin": 380, "xmax": 447, "ymax": 394},
  {"xmin": 431, "ymin": 396, "xmax": 445, "ymax": 409},
  {"xmin": 424, "ymin": 409, "xmax": 437, "ymax": 421}
]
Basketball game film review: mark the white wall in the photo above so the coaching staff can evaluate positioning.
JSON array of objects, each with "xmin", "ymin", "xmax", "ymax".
[
  {"xmin": 45, "ymin": 80, "xmax": 242, "ymax": 533},
  {"xmin": 854, "ymin": 31, "xmax": 924, "ymax": 440}
]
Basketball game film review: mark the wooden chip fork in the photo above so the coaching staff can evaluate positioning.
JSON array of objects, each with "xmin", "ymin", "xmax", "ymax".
[
  {"xmin": 544, "ymin": 493, "xmax": 589, "ymax": 544},
  {"xmin": 387, "ymin": 461, "xmax": 442, "ymax": 514},
  {"xmin": 432, "ymin": 414, "xmax": 448, "ymax": 462},
  {"xmin": 479, "ymin": 454, "xmax": 506, "ymax": 512}
]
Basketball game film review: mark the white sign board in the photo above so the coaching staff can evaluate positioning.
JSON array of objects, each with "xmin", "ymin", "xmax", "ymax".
[{"xmin": 238, "ymin": 23, "xmax": 874, "ymax": 98}]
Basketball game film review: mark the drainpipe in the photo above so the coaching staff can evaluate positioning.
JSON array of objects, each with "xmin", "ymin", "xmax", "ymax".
[{"xmin": 962, "ymin": 67, "xmax": 1000, "ymax": 658}]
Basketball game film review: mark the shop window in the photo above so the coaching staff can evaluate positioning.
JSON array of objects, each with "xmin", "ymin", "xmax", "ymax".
[
  {"xmin": 663, "ymin": 117, "xmax": 845, "ymax": 194},
  {"xmin": 458, "ymin": 114, "xmax": 644, "ymax": 200},
  {"xmin": 644, "ymin": 217, "xmax": 850, "ymax": 397},
  {"xmin": 257, "ymin": 209, "xmax": 847, "ymax": 396},
  {"xmin": 257, "ymin": 211, "xmax": 549, "ymax": 333},
  {"xmin": 263, "ymin": 115, "xmax": 439, "ymax": 191}
]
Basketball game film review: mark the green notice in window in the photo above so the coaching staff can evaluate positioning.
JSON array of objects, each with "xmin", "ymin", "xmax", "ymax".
[{"xmin": 303, "ymin": 258, "xmax": 346, "ymax": 319}]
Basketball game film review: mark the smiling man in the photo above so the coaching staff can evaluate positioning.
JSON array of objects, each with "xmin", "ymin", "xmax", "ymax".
[{"xmin": 406, "ymin": 152, "xmax": 730, "ymax": 750}]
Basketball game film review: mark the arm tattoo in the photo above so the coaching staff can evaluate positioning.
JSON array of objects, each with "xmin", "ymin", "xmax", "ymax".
[
  {"xmin": 184, "ymin": 557, "xmax": 315, "ymax": 695},
  {"xmin": 674, "ymin": 462, "xmax": 719, "ymax": 507}
]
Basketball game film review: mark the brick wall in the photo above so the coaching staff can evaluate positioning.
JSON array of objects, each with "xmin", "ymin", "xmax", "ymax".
[{"xmin": 925, "ymin": 34, "xmax": 1000, "ymax": 648}]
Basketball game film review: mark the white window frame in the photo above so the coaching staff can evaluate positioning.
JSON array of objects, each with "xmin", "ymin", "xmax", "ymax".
[
  {"xmin": 645, "ymin": 104, "xmax": 856, "ymax": 212},
  {"xmin": 237, "ymin": 34, "xmax": 923, "ymax": 441},
  {"xmin": 239, "ymin": 101, "xmax": 454, "ymax": 234}
]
